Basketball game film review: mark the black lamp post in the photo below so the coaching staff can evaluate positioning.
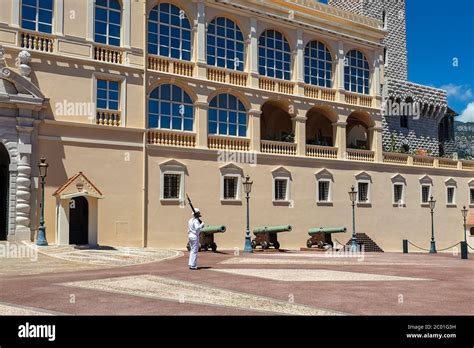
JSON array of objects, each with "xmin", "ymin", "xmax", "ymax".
[
  {"xmin": 428, "ymin": 195, "xmax": 436, "ymax": 253},
  {"xmin": 36, "ymin": 156, "xmax": 49, "ymax": 246},
  {"xmin": 348, "ymin": 185, "xmax": 358, "ymax": 251},
  {"xmin": 461, "ymin": 206, "xmax": 468, "ymax": 243},
  {"xmin": 242, "ymin": 175, "xmax": 253, "ymax": 253}
]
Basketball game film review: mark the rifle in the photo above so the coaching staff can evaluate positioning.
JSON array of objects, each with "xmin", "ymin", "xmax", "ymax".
[{"xmin": 186, "ymin": 194, "xmax": 202, "ymax": 223}]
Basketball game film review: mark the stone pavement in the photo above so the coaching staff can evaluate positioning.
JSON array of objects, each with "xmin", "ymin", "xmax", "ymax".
[{"xmin": 0, "ymin": 243, "xmax": 472, "ymax": 315}]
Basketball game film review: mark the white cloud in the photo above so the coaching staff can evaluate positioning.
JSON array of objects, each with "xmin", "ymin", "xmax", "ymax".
[
  {"xmin": 440, "ymin": 84, "xmax": 473, "ymax": 101},
  {"xmin": 457, "ymin": 102, "xmax": 474, "ymax": 123}
]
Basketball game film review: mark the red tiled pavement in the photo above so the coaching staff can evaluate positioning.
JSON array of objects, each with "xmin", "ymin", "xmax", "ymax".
[{"xmin": 0, "ymin": 250, "xmax": 472, "ymax": 315}]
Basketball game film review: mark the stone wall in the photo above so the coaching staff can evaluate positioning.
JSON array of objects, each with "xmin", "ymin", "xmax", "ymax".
[{"xmin": 329, "ymin": 0, "xmax": 408, "ymax": 81}]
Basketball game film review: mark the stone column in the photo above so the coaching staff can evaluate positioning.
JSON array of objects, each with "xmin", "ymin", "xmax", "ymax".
[
  {"xmin": 294, "ymin": 116, "xmax": 307, "ymax": 156},
  {"xmin": 15, "ymin": 124, "xmax": 33, "ymax": 240},
  {"xmin": 333, "ymin": 121, "xmax": 347, "ymax": 159},
  {"xmin": 249, "ymin": 109, "xmax": 261, "ymax": 152},
  {"xmin": 295, "ymin": 29, "xmax": 305, "ymax": 95},
  {"xmin": 249, "ymin": 18, "xmax": 259, "ymax": 88},
  {"xmin": 195, "ymin": 101, "xmax": 208, "ymax": 148},
  {"xmin": 195, "ymin": 1, "xmax": 207, "ymax": 78},
  {"xmin": 335, "ymin": 41, "xmax": 345, "ymax": 102},
  {"xmin": 369, "ymin": 126, "xmax": 384, "ymax": 162}
]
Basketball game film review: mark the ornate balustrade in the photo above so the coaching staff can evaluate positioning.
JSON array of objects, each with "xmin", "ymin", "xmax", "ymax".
[
  {"xmin": 148, "ymin": 55, "xmax": 194, "ymax": 77},
  {"xmin": 306, "ymin": 145, "xmax": 338, "ymax": 159},
  {"xmin": 261, "ymin": 140, "xmax": 297, "ymax": 155},
  {"xmin": 207, "ymin": 67, "xmax": 247, "ymax": 86},
  {"xmin": 258, "ymin": 77, "xmax": 295, "ymax": 94},
  {"xmin": 208, "ymin": 135, "xmax": 250, "ymax": 151},
  {"xmin": 147, "ymin": 129, "xmax": 196, "ymax": 148},
  {"xmin": 19, "ymin": 31, "xmax": 54, "ymax": 53},
  {"xmin": 347, "ymin": 148, "xmax": 375, "ymax": 162},
  {"xmin": 93, "ymin": 45, "xmax": 123, "ymax": 64},
  {"xmin": 96, "ymin": 109, "xmax": 121, "ymax": 126}
]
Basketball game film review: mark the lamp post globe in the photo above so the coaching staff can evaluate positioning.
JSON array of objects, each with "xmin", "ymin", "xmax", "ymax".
[
  {"xmin": 348, "ymin": 185, "xmax": 358, "ymax": 252},
  {"xmin": 36, "ymin": 156, "xmax": 49, "ymax": 246},
  {"xmin": 243, "ymin": 175, "xmax": 253, "ymax": 253}
]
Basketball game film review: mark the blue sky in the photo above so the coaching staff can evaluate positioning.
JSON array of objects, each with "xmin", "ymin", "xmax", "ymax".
[{"xmin": 319, "ymin": 0, "xmax": 474, "ymax": 122}]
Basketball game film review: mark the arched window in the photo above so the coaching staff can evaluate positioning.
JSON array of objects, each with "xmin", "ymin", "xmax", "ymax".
[
  {"xmin": 21, "ymin": 0, "xmax": 54, "ymax": 34},
  {"xmin": 148, "ymin": 84, "xmax": 193, "ymax": 131},
  {"xmin": 148, "ymin": 3, "xmax": 191, "ymax": 61},
  {"xmin": 304, "ymin": 41, "xmax": 333, "ymax": 88},
  {"xmin": 209, "ymin": 94, "xmax": 247, "ymax": 137},
  {"xmin": 258, "ymin": 30, "xmax": 291, "ymax": 80},
  {"xmin": 94, "ymin": 0, "xmax": 122, "ymax": 47},
  {"xmin": 207, "ymin": 17, "xmax": 245, "ymax": 71},
  {"xmin": 344, "ymin": 50, "xmax": 370, "ymax": 95}
]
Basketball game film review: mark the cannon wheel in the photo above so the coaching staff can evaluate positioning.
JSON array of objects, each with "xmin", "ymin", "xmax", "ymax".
[
  {"xmin": 251, "ymin": 240, "xmax": 257, "ymax": 249},
  {"xmin": 210, "ymin": 242, "xmax": 217, "ymax": 252},
  {"xmin": 186, "ymin": 243, "xmax": 191, "ymax": 252},
  {"xmin": 306, "ymin": 240, "xmax": 312, "ymax": 248},
  {"xmin": 274, "ymin": 241, "xmax": 280, "ymax": 250},
  {"xmin": 261, "ymin": 241, "xmax": 269, "ymax": 249}
]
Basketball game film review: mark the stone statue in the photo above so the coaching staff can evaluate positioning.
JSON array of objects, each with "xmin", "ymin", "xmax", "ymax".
[{"xmin": 17, "ymin": 50, "xmax": 32, "ymax": 77}]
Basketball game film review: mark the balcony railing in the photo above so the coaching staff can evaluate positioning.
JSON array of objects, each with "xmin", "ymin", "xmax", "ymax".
[
  {"xmin": 258, "ymin": 77, "xmax": 295, "ymax": 94},
  {"xmin": 306, "ymin": 145, "xmax": 338, "ymax": 159},
  {"xmin": 147, "ymin": 129, "xmax": 196, "ymax": 147},
  {"xmin": 207, "ymin": 67, "xmax": 247, "ymax": 86},
  {"xmin": 438, "ymin": 158, "xmax": 458, "ymax": 169},
  {"xmin": 208, "ymin": 135, "xmax": 250, "ymax": 151},
  {"xmin": 343, "ymin": 91, "xmax": 373, "ymax": 108},
  {"xmin": 96, "ymin": 109, "xmax": 121, "ymax": 126},
  {"xmin": 383, "ymin": 152, "xmax": 410, "ymax": 165},
  {"xmin": 19, "ymin": 31, "xmax": 54, "ymax": 53},
  {"xmin": 347, "ymin": 148, "xmax": 375, "ymax": 162},
  {"xmin": 93, "ymin": 44, "xmax": 123, "ymax": 64},
  {"xmin": 303, "ymin": 85, "xmax": 336, "ymax": 101},
  {"xmin": 413, "ymin": 155, "xmax": 435, "ymax": 167},
  {"xmin": 461, "ymin": 161, "xmax": 474, "ymax": 171},
  {"xmin": 148, "ymin": 55, "xmax": 194, "ymax": 77},
  {"xmin": 261, "ymin": 140, "xmax": 297, "ymax": 155}
]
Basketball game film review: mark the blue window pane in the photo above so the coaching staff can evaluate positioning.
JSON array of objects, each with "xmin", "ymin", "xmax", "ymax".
[
  {"xmin": 183, "ymin": 118, "xmax": 193, "ymax": 131},
  {"xmin": 108, "ymin": 101, "xmax": 118, "ymax": 110},
  {"xmin": 218, "ymin": 110, "xmax": 227, "ymax": 122},
  {"xmin": 209, "ymin": 121, "xmax": 217, "ymax": 134},
  {"xmin": 22, "ymin": 6, "xmax": 36, "ymax": 21},
  {"xmin": 172, "ymin": 117, "xmax": 182, "ymax": 130},
  {"xmin": 228, "ymin": 124, "xmax": 236, "ymax": 136},
  {"xmin": 209, "ymin": 97, "xmax": 217, "ymax": 108},
  {"xmin": 97, "ymin": 100, "xmax": 107, "ymax": 109},
  {"xmin": 218, "ymin": 123, "xmax": 227, "ymax": 135},
  {"xmin": 149, "ymin": 100, "xmax": 158, "ymax": 113},
  {"xmin": 23, "ymin": 0, "xmax": 36, "ymax": 6},
  {"xmin": 109, "ymin": 24, "xmax": 120, "ymax": 38},
  {"xmin": 149, "ymin": 114, "xmax": 158, "ymax": 128},
  {"xmin": 218, "ymin": 94, "xmax": 227, "ymax": 108},
  {"xmin": 110, "ymin": 11, "xmax": 121, "ymax": 24},
  {"xmin": 238, "ymin": 125, "xmax": 246, "ymax": 137},
  {"xmin": 21, "ymin": 20, "xmax": 36, "ymax": 31},
  {"xmin": 95, "ymin": 21, "xmax": 107, "ymax": 35},
  {"xmin": 97, "ymin": 90, "xmax": 107, "ymax": 100},
  {"xmin": 161, "ymin": 115, "xmax": 170, "ymax": 129},
  {"xmin": 38, "ymin": 9, "xmax": 52, "ymax": 23},
  {"xmin": 161, "ymin": 102, "xmax": 170, "ymax": 116},
  {"xmin": 149, "ymin": 9, "xmax": 158, "ymax": 21},
  {"xmin": 228, "ymin": 111, "xmax": 237, "ymax": 124},
  {"xmin": 109, "ymin": 0, "xmax": 121, "ymax": 10},
  {"xmin": 238, "ymin": 112, "xmax": 246, "ymax": 124},
  {"xmin": 172, "ymin": 85, "xmax": 182, "ymax": 102}
]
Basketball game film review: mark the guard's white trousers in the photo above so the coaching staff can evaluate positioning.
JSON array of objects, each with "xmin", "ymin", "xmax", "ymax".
[{"xmin": 188, "ymin": 236, "xmax": 199, "ymax": 268}]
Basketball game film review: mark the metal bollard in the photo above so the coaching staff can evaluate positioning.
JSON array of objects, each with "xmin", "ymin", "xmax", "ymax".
[
  {"xmin": 460, "ymin": 241, "xmax": 468, "ymax": 260},
  {"xmin": 403, "ymin": 239, "xmax": 408, "ymax": 254}
]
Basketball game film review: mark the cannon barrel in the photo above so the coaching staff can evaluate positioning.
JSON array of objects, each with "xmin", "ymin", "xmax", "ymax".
[
  {"xmin": 253, "ymin": 225, "xmax": 292, "ymax": 234},
  {"xmin": 308, "ymin": 227, "xmax": 347, "ymax": 235},
  {"xmin": 201, "ymin": 225, "xmax": 226, "ymax": 234}
]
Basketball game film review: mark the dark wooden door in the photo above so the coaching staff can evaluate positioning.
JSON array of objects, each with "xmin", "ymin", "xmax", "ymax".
[{"xmin": 69, "ymin": 196, "xmax": 88, "ymax": 245}]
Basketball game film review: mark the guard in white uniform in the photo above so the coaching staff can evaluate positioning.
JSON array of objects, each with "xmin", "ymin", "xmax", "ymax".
[{"xmin": 188, "ymin": 208, "xmax": 204, "ymax": 270}]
